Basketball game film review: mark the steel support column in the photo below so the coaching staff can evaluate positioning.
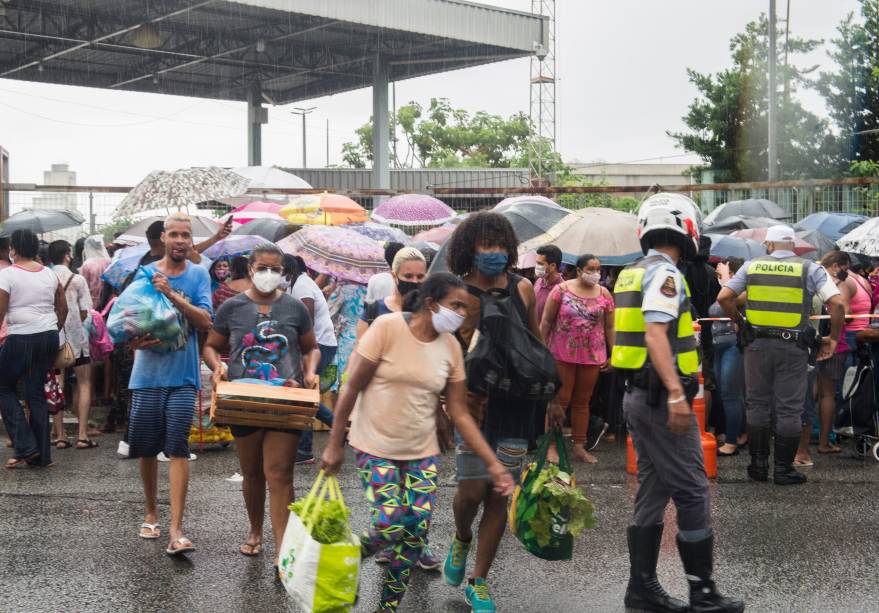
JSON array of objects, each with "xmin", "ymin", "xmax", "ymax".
[
  {"xmin": 247, "ymin": 83, "xmax": 267, "ymax": 166},
  {"xmin": 372, "ymin": 54, "xmax": 390, "ymax": 204}
]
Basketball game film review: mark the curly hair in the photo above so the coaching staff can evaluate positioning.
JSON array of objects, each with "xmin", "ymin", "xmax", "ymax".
[{"xmin": 446, "ymin": 211, "xmax": 519, "ymax": 276}]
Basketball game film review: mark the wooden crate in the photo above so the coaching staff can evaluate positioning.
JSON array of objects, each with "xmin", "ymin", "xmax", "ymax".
[{"xmin": 212, "ymin": 382, "xmax": 319, "ymax": 430}]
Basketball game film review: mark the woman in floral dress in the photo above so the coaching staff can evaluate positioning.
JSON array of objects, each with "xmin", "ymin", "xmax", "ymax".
[{"xmin": 540, "ymin": 253, "xmax": 615, "ymax": 463}]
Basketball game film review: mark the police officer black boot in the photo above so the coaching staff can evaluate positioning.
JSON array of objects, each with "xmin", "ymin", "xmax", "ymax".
[
  {"xmin": 746, "ymin": 426, "xmax": 770, "ymax": 482},
  {"xmin": 625, "ymin": 525, "xmax": 688, "ymax": 612},
  {"xmin": 676, "ymin": 534, "xmax": 745, "ymax": 613},
  {"xmin": 773, "ymin": 434, "xmax": 807, "ymax": 485}
]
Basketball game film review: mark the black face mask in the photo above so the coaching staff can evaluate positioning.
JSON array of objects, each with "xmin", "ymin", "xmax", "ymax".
[
  {"xmin": 837, "ymin": 269, "xmax": 849, "ymax": 282},
  {"xmin": 397, "ymin": 280, "xmax": 421, "ymax": 296}
]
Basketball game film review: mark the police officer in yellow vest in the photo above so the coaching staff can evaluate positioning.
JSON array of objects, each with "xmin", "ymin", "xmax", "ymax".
[
  {"xmin": 614, "ymin": 194, "xmax": 743, "ymax": 613},
  {"xmin": 717, "ymin": 225, "xmax": 844, "ymax": 486}
]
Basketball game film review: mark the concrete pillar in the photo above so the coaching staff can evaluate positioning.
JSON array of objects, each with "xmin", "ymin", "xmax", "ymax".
[
  {"xmin": 247, "ymin": 83, "xmax": 267, "ymax": 166},
  {"xmin": 372, "ymin": 54, "xmax": 390, "ymax": 205}
]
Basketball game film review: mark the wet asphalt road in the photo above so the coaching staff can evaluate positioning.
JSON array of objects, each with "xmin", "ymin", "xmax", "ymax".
[{"xmin": 1, "ymin": 432, "xmax": 878, "ymax": 613}]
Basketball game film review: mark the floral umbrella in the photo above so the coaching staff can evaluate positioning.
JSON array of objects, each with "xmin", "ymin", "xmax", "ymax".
[
  {"xmin": 345, "ymin": 222, "xmax": 409, "ymax": 244},
  {"xmin": 114, "ymin": 215, "xmax": 221, "ymax": 246},
  {"xmin": 202, "ymin": 235, "xmax": 268, "ymax": 261},
  {"xmin": 372, "ymin": 194, "xmax": 456, "ymax": 227},
  {"xmin": 279, "ymin": 193, "xmax": 368, "ymax": 226},
  {"xmin": 220, "ymin": 201, "xmax": 284, "ymax": 225},
  {"xmin": 115, "ymin": 166, "xmax": 250, "ymax": 218},
  {"xmin": 412, "ymin": 225, "xmax": 455, "ymax": 245},
  {"xmin": 277, "ymin": 225, "xmax": 388, "ymax": 284}
]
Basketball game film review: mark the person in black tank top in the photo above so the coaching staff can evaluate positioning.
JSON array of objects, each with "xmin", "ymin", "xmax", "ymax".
[{"xmin": 440, "ymin": 212, "xmax": 565, "ymax": 610}]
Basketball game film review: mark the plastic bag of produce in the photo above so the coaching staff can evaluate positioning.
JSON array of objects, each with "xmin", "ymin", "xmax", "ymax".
[
  {"xmin": 105, "ymin": 266, "xmax": 184, "ymax": 353},
  {"xmin": 279, "ymin": 470, "xmax": 360, "ymax": 612},
  {"xmin": 509, "ymin": 426, "xmax": 597, "ymax": 560}
]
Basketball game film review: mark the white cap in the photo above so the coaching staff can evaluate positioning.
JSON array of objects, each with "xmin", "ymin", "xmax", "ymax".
[{"xmin": 764, "ymin": 225, "xmax": 795, "ymax": 243}]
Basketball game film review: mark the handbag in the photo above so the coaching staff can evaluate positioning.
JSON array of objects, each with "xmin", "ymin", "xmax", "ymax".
[{"xmin": 54, "ymin": 275, "xmax": 76, "ymax": 369}]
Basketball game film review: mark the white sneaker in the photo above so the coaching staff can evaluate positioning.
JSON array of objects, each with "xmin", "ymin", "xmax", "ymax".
[
  {"xmin": 117, "ymin": 441, "xmax": 130, "ymax": 457},
  {"xmin": 157, "ymin": 452, "xmax": 197, "ymax": 462}
]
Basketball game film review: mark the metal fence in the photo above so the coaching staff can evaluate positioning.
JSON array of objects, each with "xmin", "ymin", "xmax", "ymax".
[{"xmin": 4, "ymin": 177, "xmax": 879, "ymax": 242}]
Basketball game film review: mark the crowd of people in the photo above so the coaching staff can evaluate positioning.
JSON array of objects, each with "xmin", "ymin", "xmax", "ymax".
[{"xmin": 2, "ymin": 195, "xmax": 877, "ymax": 613}]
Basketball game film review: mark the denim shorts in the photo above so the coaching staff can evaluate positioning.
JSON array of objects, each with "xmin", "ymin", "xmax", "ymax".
[{"xmin": 454, "ymin": 431, "xmax": 528, "ymax": 483}]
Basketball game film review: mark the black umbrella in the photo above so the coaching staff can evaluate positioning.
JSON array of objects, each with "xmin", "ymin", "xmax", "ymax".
[
  {"xmin": 703, "ymin": 199, "xmax": 789, "ymax": 225},
  {"xmin": 0, "ymin": 208, "xmax": 84, "ymax": 237},
  {"xmin": 704, "ymin": 215, "xmax": 780, "ymax": 234},
  {"xmin": 232, "ymin": 218, "xmax": 296, "ymax": 242},
  {"xmin": 493, "ymin": 200, "xmax": 571, "ymax": 243},
  {"xmin": 795, "ymin": 229, "xmax": 837, "ymax": 261},
  {"xmin": 704, "ymin": 233, "xmax": 766, "ymax": 261}
]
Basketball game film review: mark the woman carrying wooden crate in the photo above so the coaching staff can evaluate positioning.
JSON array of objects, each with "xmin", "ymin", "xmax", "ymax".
[{"xmin": 203, "ymin": 243, "xmax": 320, "ymax": 570}]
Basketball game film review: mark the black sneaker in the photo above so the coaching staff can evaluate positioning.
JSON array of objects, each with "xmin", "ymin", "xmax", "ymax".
[{"xmin": 586, "ymin": 419, "xmax": 609, "ymax": 451}]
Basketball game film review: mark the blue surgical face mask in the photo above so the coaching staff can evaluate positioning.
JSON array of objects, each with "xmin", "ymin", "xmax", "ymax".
[{"xmin": 474, "ymin": 251, "xmax": 508, "ymax": 277}]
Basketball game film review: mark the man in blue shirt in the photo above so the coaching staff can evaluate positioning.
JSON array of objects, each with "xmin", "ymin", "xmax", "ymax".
[{"xmin": 126, "ymin": 213, "xmax": 212, "ymax": 556}]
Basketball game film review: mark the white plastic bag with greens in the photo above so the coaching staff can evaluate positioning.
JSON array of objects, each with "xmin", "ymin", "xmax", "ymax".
[{"xmin": 279, "ymin": 470, "xmax": 360, "ymax": 613}]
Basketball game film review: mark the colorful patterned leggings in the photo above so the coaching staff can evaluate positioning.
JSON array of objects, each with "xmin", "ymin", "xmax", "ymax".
[{"xmin": 354, "ymin": 450, "xmax": 438, "ymax": 612}]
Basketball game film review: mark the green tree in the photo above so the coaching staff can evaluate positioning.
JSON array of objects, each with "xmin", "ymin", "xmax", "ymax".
[
  {"xmin": 817, "ymin": 3, "xmax": 879, "ymax": 166},
  {"xmin": 342, "ymin": 98, "xmax": 566, "ymax": 172},
  {"xmin": 669, "ymin": 16, "xmax": 842, "ymax": 182}
]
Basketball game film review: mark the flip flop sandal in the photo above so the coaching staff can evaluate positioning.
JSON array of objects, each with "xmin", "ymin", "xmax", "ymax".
[
  {"xmin": 55, "ymin": 439, "xmax": 72, "ymax": 449},
  {"xmin": 239, "ymin": 542, "xmax": 262, "ymax": 557},
  {"xmin": 139, "ymin": 523, "xmax": 161, "ymax": 540},
  {"xmin": 166, "ymin": 537, "xmax": 195, "ymax": 556},
  {"xmin": 818, "ymin": 446, "xmax": 842, "ymax": 454},
  {"xmin": 76, "ymin": 439, "xmax": 99, "ymax": 450},
  {"xmin": 793, "ymin": 458, "xmax": 814, "ymax": 467},
  {"xmin": 5, "ymin": 458, "xmax": 29, "ymax": 469}
]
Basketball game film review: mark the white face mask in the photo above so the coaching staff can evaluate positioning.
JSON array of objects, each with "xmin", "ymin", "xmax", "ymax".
[
  {"xmin": 431, "ymin": 304, "xmax": 465, "ymax": 334},
  {"xmin": 252, "ymin": 270, "xmax": 282, "ymax": 293},
  {"xmin": 581, "ymin": 272, "xmax": 600, "ymax": 286},
  {"xmin": 534, "ymin": 264, "xmax": 546, "ymax": 278}
]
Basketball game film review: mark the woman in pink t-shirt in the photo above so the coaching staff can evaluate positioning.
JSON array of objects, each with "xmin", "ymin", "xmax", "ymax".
[{"xmin": 540, "ymin": 254, "xmax": 616, "ymax": 463}]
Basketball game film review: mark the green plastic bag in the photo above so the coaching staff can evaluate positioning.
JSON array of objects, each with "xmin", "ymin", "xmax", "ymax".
[
  {"xmin": 279, "ymin": 471, "xmax": 360, "ymax": 612},
  {"xmin": 509, "ymin": 426, "xmax": 596, "ymax": 560}
]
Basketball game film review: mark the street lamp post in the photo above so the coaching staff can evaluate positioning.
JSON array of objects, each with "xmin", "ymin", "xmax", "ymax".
[{"xmin": 291, "ymin": 107, "xmax": 316, "ymax": 168}]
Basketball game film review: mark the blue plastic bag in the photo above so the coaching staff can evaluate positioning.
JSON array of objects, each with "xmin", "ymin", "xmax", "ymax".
[{"xmin": 106, "ymin": 266, "xmax": 185, "ymax": 353}]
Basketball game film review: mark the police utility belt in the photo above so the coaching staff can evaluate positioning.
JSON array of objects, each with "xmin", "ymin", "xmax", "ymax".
[
  {"xmin": 625, "ymin": 365, "xmax": 699, "ymax": 408},
  {"xmin": 739, "ymin": 322, "xmax": 819, "ymax": 364}
]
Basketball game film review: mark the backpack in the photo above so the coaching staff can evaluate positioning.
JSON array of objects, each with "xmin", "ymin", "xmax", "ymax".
[
  {"xmin": 86, "ymin": 309, "xmax": 114, "ymax": 362},
  {"xmin": 362, "ymin": 300, "xmax": 381, "ymax": 326},
  {"xmin": 464, "ymin": 285, "xmax": 560, "ymax": 401},
  {"xmin": 837, "ymin": 346, "xmax": 876, "ymax": 435}
]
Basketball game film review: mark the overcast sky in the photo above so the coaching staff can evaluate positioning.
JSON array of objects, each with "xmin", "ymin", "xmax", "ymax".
[{"xmin": 0, "ymin": 0, "xmax": 862, "ymax": 185}]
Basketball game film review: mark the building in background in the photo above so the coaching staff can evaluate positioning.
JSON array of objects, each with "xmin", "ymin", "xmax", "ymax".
[
  {"xmin": 32, "ymin": 162, "xmax": 83, "ymax": 243},
  {"xmin": 570, "ymin": 162, "xmax": 702, "ymax": 188}
]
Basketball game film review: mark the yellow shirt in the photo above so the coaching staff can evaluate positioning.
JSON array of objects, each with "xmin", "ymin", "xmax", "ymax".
[{"xmin": 349, "ymin": 312, "xmax": 466, "ymax": 460}]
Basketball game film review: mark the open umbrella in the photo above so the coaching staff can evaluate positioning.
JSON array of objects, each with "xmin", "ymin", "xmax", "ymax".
[
  {"xmin": 101, "ymin": 244, "xmax": 149, "ymax": 289},
  {"xmin": 704, "ymin": 215, "xmax": 780, "ymax": 234},
  {"xmin": 794, "ymin": 212, "xmax": 867, "ymax": 241},
  {"xmin": 732, "ymin": 228, "xmax": 817, "ymax": 256},
  {"xmin": 114, "ymin": 215, "xmax": 221, "ymax": 246},
  {"xmin": 836, "ymin": 218, "xmax": 879, "ymax": 256},
  {"xmin": 202, "ymin": 235, "xmax": 268, "ymax": 261},
  {"xmin": 345, "ymin": 222, "xmax": 409, "ymax": 244},
  {"xmin": 794, "ymin": 229, "xmax": 837, "ymax": 261},
  {"xmin": 493, "ymin": 199, "xmax": 571, "ymax": 243},
  {"xmin": 372, "ymin": 194, "xmax": 456, "ymax": 227},
  {"xmin": 231, "ymin": 166, "xmax": 312, "ymax": 190},
  {"xmin": 412, "ymin": 225, "xmax": 455, "ymax": 245},
  {"xmin": 0, "ymin": 208, "xmax": 84, "ymax": 237},
  {"xmin": 280, "ymin": 193, "xmax": 368, "ymax": 225},
  {"xmin": 231, "ymin": 218, "xmax": 296, "ymax": 243},
  {"xmin": 277, "ymin": 226, "xmax": 387, "ymax": 284},
  {"xmin": 518, "ymin": 207, "xmax": 642, "ymax": 266},
  {"xmin": 703, "ymin": 199, "xmax": 789, "ymax": 226},
  {"xmin": 220, "ymin": 201, "xmax": 284, "ymax": 225},
  {"xmin": 705, "ymin": 233, "xmax": 766, "ymax": 262},
  {"xmin": 115, "ymin": 167, "xmax": 250, "ymax": 218},
  {"xmin": 494, "ymin": 195, "xmax": 564, "ymax": 213}
]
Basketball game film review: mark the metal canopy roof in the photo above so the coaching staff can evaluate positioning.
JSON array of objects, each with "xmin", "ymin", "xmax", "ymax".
[{"xmin": 0, "ymin": 0, "xmax": 547, "ymax": 104}]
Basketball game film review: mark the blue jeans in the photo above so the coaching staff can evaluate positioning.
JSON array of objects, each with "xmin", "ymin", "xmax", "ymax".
[
  {"xmin": 714, "ymin": 343, "xmax": 745, "ymax": 442},
  {"xmin": 0, "ymin": 330, "xmax": 59, "ymax": 466},
  {"xmin": 297, "ymin": 344, "xmax": 337, "ymax": 458}
]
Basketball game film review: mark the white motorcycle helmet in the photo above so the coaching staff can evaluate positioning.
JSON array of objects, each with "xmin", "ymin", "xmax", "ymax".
[{"xmin": 636, "ymin": 193, "xmax": 702, "ymax": 260}]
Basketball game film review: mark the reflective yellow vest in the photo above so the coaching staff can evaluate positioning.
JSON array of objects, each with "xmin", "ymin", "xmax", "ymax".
[
  {"xmin": 744, "ymin": 255, "xmax": 810, "ymax": 330},
  {"xmin": 611, "ymin": 255, "xmax": 699, "ymax": 375}
]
